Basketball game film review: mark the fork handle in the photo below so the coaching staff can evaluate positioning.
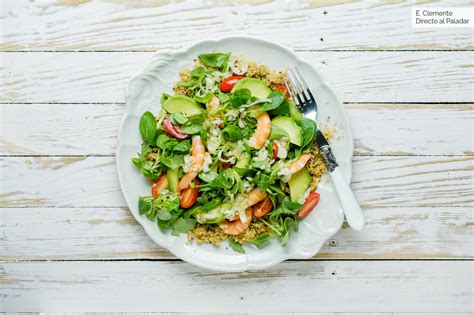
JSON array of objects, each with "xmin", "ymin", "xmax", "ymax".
[
  {"xmin": 316, "ymin": 130, "xmax": 365, "ymax": 231},
  {"xmin": 329, "ymin": 167, "xmax": 365, "ymax": 231}
]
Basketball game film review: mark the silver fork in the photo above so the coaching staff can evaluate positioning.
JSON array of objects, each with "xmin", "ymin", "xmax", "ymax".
[{"xmin": 284, "ymin": 68, "xmax": 365, "ymax": 231}]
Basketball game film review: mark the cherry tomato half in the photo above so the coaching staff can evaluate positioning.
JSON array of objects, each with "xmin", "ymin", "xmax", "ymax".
[
  {"xmin": 219, "ymin": 75, "xmax": 245, "ymax": 93},
  {"xmin": 180, "ymin": 179, "xmax": 200, "ymax": 209},
  {"xmin": 163, "ymin": 115, "xmax": 189, "ymax": 139},
  {"xmin": 297, "ymin": 192, "xmax": 320, "ymax": 219},
  {"xmin": 275, "ymin": 84, "xmax": 290, "ymax": 98}
]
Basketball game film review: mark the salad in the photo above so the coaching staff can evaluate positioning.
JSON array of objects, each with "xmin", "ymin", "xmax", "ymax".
[{"xmin": 132, "ymin": 53, "xmax": 329, "ymax": 253}]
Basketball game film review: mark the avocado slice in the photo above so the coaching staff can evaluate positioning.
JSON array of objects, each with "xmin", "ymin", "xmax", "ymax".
[
  {"xmin": 166, "ymin": 168, "xmax": 179, "ymax": 193},
  {"xmin": 271, "ymin": 116, "xmax": 303, "ymax": 146},
  {"xmin": 163, "ymin": 95, "xmax": 203, "ymax": 116},
  {"xmin": 235, "ymin": 153, "xmax": 251, "ymax": 176},
  {"xmin": 196, "ymin": 202, "xmax": 230, "ymax": 224},
  {"xmin": 288, "ymin": 167, "xmax": 312, "ymax": 203},
  {"xmin": 289, "ymin": 101, "xmax": 303, "ymax": 121},
  {"xmin": 196, "ymin": 208, "xmax": 225, "ymax": 224},
  {"xmin": 231, "ymin": 78, "xmax": 272, "ymax": 99}
]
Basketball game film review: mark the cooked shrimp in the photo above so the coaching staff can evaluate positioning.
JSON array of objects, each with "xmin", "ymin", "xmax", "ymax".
[
  {"xmin": 178, "ymin": 135, "xmax": 205, "ymax": 191},
  {"xmin": 208, "ymin": 95, "xmax": 223, "ymax": 127},
  {"xmin": 219, "ymin": 207, "xmax": 253, "ymax": 235},
  {"xmin": 248, "ymin": 112, "xmax": 271, "ymax": 149},
  {"xmin": 229, "ymin": 214, "xmax": 240, "ymax": 221},
  {"xmin": 252, "ymin": 196, "xmax": 273, "ymax": 218},
  {"xmin": 246, "ymin": 188, "xmax": 267, "ymax": 207},
  {"xmin": 287, "ymin": 153, "xmax": 311, "ymax": 175},
  {"xmin": 208, "ymin": 95, "xmax": 220, "ymax": 111}
]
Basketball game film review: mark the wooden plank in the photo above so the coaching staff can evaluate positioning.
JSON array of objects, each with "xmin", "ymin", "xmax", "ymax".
[
  {"xmin": 0, "ymin": 103, "xmax": 123, "ymax": 156},
  {"xmin": 1, "ymin": 261, "xmax": 472, "ymax": 312},
  {"xmin": 1, "ymin": 51, "xmax": 473, "ymax": 103},
  {"xmin": 1, "ymin": 103, "xmax": 473, "ymax": 156},
  {"xmin": 1, "ymin": 0, "xmax": 473, "ymax": 51},
  {"xmin": 347, "ymin": 103, "xmax": 474, "ymax": 156},
  {"xmin": 1, "ymin": 206, "xmax": 472, "ymax": 260},
  {"xmin": 0, "ymin": 156, "xmax": 472, "ymax": 208}
]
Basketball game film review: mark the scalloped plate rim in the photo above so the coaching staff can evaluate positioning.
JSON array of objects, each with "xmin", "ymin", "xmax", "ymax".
[{"xmin": 117, "ymin": 35, "xmax": 353, "ymax": 272}]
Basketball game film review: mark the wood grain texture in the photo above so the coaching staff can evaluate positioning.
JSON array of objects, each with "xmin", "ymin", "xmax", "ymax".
[
  {"xmin": 1, "ymin": 261, "xmax": 472, "ymax": 312},
  {"xmin": 1, "ymin": 1, "xmax": 473, "ymax": 312},
  {"xmin": 1, "ymin": 206, "xmax": 472, "ymax": 260},
  {"xmin": 1, "ymin": 0, "xmax": 473, "ymax": 51},
  {"xmin": 0, "ymin": 156, "xmax": 472, "ymax": 208},
  {"xmin": 1, "ymin": 51, "xmax": 473, "ymax": 103},
  {"xmin": 1, "ymin": 103, "xmax": 472, "ymax": 156}
]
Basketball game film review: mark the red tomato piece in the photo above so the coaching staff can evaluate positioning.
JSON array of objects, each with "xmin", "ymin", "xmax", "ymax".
[
  {"xmin": 275, "ymin": 84, "xmax": 290, "ymax": 98},
  {"xmin": 180, "ymin": 179, "xmax": 200, "ymax": 209},
  {"xmin": 219, "ymin": 75, "xmax": 245, "ymax": 93},
  {"xmin": 297, "ymin": 192, "xmax": 320, "ymax": 219}
]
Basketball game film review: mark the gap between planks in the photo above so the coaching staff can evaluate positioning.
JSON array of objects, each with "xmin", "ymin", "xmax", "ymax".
[
  {"xmin": 2, "ymin": 50, "xmax": 474, "ymax": 52},
  {"xmin": 8, "ymin": 258, "xmax": 472, "ymax": 262},
  {"xmin": 0, "ymin": 154, "xmax": 470, "ymax": 157},
  {"xmin": 0, "ymin": 205, "xmax": 471, "ymax": 209},
  {"xmin": 2, "ymin": 101, "xmax": 474, "ymax": 104}
]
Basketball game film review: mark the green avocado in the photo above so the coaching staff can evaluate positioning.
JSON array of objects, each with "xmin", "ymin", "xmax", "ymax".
[
  {"xmin": 271, "ymin": 116, "xmax": 303, "ymax": 146},
  {"xmin": 163, "ymin": 95, "xmax": 203, "ymax": 116},
  {"xmin": 231, "ymin": 78, "xmax": 272, "ymax": 99},
  {"xmin": 196, "ymin": 208, "xmax": 224, "ymax": 224},
  {"xmin": 196, "ymin": 202, "xmax": 230, "ymax": 224},
  {"xmin": 235, "ymin": 152, "xmax": 251, "ymax": 176},
  {"xmin": 288, "ymin": 167, "xmax": 312, "ymax": 203},
  {"xmin": 289, "ymin": 101, "xmax": 303, "ymax": 121},
  {"xmin": 166, "ymin": 168, "xmax": 179, "ymax": 193}
]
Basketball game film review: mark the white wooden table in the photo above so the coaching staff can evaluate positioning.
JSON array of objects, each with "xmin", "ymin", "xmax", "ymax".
[{"xmin": 1, "ymin": 0, "xmax": 473, "ymax": 312}]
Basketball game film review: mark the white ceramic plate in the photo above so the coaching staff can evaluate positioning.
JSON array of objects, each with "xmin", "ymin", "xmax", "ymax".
[{"xmin": 117, "ymin": 36, "xmax": 353, "ymax": 272}]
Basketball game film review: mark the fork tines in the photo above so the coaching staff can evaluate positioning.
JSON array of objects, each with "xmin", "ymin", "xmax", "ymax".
[{"xmin": 283, "ymin": 68, "xmax": 317, "ymax": 114}]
